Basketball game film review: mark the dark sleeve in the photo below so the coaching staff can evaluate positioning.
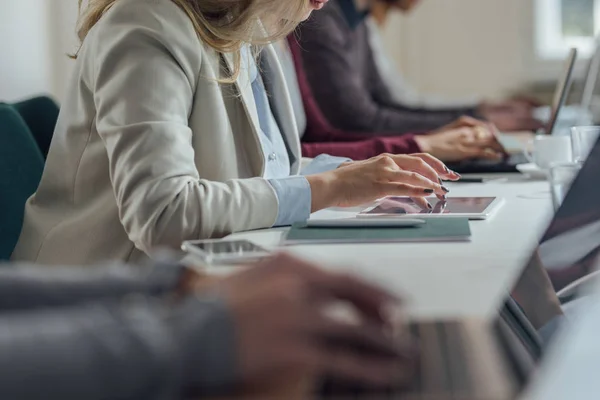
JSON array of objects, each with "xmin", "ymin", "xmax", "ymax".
[
  {"xmin": 0, "ymin": 261, "xmax": 185, "ymax": 311},
  {"xmin": 0, "ymin": 295, "xmax": 236, "ymax": 400},
  {"xmin": 301, "ymin": 135, "xmax": 422, "ymax": 160},
  {"xmin": 297, "ymin": 12, "xmax": 469, "ymax": 134}
]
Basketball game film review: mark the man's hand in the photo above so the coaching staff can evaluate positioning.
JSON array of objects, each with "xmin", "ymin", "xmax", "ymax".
[
  {"xmin": 430, "ymin": 116, "xmax": 491, "ymax": 135},
  {"xmin": 479, "ymin": 100, "xmax": 544, "ymax": 132},
  {"xmin": 210, "ymin": 253, "xmax": 415, "ymax": 392}
]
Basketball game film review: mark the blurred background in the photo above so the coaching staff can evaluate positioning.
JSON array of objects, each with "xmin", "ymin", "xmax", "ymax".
[{"xmin": 0, "ymin": 0, "xmax": 597, "ymax": 103}]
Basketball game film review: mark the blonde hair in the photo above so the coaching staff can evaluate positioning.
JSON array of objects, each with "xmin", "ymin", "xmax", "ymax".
[{"xmin": 74, "ymin": 0, "xmax": 306, "ymax": 81}]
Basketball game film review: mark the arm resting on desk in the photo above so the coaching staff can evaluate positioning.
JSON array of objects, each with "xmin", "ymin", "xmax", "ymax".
[
  {"xmin": 0, "ymin": 261, "xmax": 185, "ymax": 311},
  {"xmin": 0, "ymin": 295, "xmax": 235, "ymax": 400}
]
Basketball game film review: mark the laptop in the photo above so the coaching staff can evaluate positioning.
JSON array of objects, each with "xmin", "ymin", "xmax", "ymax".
[
  {"xmin": 319, "ymin": 133, "xmax": 600, "ymax": 399},
  {"xmin": 530, "ymin": 37, "xmax": 600, "ymax": 131},
  {"xmin": 447, "ymin": 48, "xmax": 578, "ymax": 174},
  {"xmin": 579, "ymin": 36, "xmax": 600, "ymax": 115}
]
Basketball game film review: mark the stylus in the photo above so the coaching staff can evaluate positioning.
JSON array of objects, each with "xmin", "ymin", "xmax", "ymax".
[
  {"xmin": 457, "ymin": 177, "xmax": 485, "ymax": 183},
  {"xmin": 456, "ymin": 177, "xmax": 506, "ymax": 183},
  {"xmin": 305, "ymin": 218, "xmax": 426, "ymax": 228}
]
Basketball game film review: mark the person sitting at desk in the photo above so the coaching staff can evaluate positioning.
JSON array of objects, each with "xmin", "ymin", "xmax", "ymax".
[
  {"xmin": 279, "ymin": 37, "xmax": 504, "ymax": 162},
  {"xmin": 366, "ymin": 0, "xmax": 480, "ymax": 110},
  {"xmin": 11, "ymin": 0, "xmax": 457, "ymax": 266},
  {"xmin": 0, "ymin": 254, "xmax": 410, "ymax": 399},
  {"xmin": 295, "ymin": 0, "xmax": 542, "ymax": 135},
  {"xmin": 366, "ymin": 0, "xmax": 541, "ymax": 129}
]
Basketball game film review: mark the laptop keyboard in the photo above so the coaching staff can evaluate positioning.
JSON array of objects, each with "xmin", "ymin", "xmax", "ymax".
[{"xmin": 318, "ymin": 320, "xmax": 522, "ymax": 400}]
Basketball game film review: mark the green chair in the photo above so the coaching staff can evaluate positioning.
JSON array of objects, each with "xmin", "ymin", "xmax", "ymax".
[
  {"xmin": 0, "ymin": 105, "xmax": 44, "ymax": 261},
  {"xmin": 12, "ymin": 96, "xmax": 60, "ymax": 158}
]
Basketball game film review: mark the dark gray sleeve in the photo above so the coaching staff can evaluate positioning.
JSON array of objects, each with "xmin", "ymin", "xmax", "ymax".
[
  {"xmin": 0, "ymin": 295, "xmax": 236, "ymax": 400},
  {"xmin": 298, "ymin": 12, "xmax": 471, "ymax": 135},
  {"xmin": 0, "ymin": 261, "xmax": 185, "ymax": 311}
]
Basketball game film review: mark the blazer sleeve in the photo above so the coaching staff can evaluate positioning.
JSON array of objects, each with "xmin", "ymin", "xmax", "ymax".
[
  {"xmin": 88, "ymin": 2, "xmax": 279, "ymax": 254},
  {"xmin": 0, "ymin": 295, "xmax": 236, "ymax": 399},
  {"xmin": 298, "ymin": 11, "xmax": 467, "ymax": 134}
]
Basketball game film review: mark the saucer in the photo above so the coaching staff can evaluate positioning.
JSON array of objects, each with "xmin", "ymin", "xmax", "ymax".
[{"xmin": 516, "ymin": 163, "xmax": 548, "ymax": 180}]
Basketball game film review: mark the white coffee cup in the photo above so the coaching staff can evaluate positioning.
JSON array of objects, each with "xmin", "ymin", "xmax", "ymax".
[{"xmin": 525, "ymin": 136, "xmax": 573, "ymax": 169}]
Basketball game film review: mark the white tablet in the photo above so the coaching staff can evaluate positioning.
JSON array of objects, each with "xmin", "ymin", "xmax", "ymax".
[{"xmin": 358, "ymin": 197, "xmax": 504, "ymax": 220}]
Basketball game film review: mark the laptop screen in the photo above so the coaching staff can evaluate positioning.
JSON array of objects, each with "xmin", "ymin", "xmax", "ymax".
[
  {"xmin": 501, "ymin": 133, "xmax": 600, "ymax": 351},
  {"xmin": 581, "ymin": 36, "xmax": 600, "ymax": 112},
  {"xmin": 546, "ymin": 48, "xmax": 578, "ymax": 136}
]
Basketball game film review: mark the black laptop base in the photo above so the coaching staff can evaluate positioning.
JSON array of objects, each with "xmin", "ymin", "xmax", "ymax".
[{"xmin": 446, "ymin": 154, "xmax": 528, "ymax": 174}]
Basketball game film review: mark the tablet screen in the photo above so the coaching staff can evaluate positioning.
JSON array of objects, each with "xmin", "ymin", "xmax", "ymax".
[{"xmin": 360, "ymin": 197, "xmax": 497, "ymax": 215}]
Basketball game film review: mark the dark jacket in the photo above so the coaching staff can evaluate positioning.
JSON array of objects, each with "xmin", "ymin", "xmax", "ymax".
[
  {"xmin": 296, "ymin": 0, "xmax": 477, "ymax": 134},
  {"xmin": 0, "ymin": 262, "xmax": 235, "ymax": 399},
  {"xmin": 288, "ymin": 36, "xmax": 423, "ymax": 159}
]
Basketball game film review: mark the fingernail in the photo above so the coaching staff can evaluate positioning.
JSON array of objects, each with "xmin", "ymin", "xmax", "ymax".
[
  {"xmin": 442, "ymin": 186, "xmax": 450, "ymax": 193},
  {"xmin": 424, "ymin": 189, "xmax": 434, "ymax": 194},
  {"xmin": 454, "ymin": 172, "xmax": 462, "ymax": 178},
  {"xmin": 444, "ymin": 166, "xmax": 449, "ymax": 173},
  {"xmin": 438, "ymin": 177, "xmax": 444, "ymax": 185},
  {"xmin": 427, "ymin": 202, "xmax": 433, "ymax": 210}
]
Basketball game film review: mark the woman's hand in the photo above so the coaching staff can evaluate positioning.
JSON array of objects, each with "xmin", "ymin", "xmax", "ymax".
[
  {"xmin": 307, "ymin": 154, "xmax": 459, "ymax": 211},
  {"xmin": 415, "ymin": 123, "xmax": 505, "ymax": 162}
]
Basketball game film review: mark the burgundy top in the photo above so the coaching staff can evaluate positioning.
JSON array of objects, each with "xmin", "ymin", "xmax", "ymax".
[{"xmin": 288, "ymin": 37, "xmax": 422, "ymax": 160}]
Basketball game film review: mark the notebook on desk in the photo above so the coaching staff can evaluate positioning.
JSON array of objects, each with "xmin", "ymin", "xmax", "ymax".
[
  {"xmin": 318, "ymin": 130, "xmax": 600, "ymax": 399},
  {"xmin": 284, "ymin": 217, "xmax": 471, "ymax": 245}
]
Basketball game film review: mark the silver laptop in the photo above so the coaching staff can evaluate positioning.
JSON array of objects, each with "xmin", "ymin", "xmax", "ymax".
[
  {"xmin": 448, "ymin": 48, "xmax": 578, "ymax": 174},
  {"xmin": 533, "ymin": 38, "xmax": 600, "ymax": 127},
  {"xmin": 500, "ymin": 48, "xmax": 578, "ymax": 146},
  {"xmin": 319, "ymin": 132, "xmax": 600, "ymax": 400},
  {"xmin": 580, "ymin": 36, "xmax": 600, "ymax": 116}
]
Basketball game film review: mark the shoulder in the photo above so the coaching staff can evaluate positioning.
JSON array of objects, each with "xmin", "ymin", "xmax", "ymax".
[
  {"xmin": 311, "ymin": 0, "xmax": 345, "ymax": 23},
  {"xmin": 94, "ymin": 0, "xmax": 197, "ymax": 42},
  {"xmin": 301, "ymin": 1, "xmax": 346, "ymax": 33},
  {"xmin": 80, "ymin": 0, "xmax": 214, "ymax": 86},
  {"xmin": 84, "ymin": 0, "xmax": 207, "ymax": 66},
  {"xmin": 297, "ymin": 2, "xmax": 348, "ymax": 46},
  {"xmin": 297, "ymin": 5, "xmax": 350, "ymax": 52}
]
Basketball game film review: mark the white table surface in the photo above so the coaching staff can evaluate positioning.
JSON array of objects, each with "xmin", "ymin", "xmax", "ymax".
[{"xmin": 226, "ymin": 174, "xmax": 555, "ymax": 321}]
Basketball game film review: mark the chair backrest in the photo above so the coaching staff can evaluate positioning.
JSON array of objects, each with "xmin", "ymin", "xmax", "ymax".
[
  {"xmin": 12, "ymin": 96, "xmax": 60, "ymax": 158},
  {"xmin": 0, "ymin": 105, "xmax": 44, "ymax": 261}
]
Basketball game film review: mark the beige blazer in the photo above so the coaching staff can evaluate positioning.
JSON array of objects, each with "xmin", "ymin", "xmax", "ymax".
[{"xmin": 12, "ymin": 0, "xmax": 303, "ymax": 265}]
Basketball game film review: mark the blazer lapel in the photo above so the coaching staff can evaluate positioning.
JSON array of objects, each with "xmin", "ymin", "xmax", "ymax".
[{"xmin": 221, "ymin": 51, "xmax": 265, "ymax": 175}]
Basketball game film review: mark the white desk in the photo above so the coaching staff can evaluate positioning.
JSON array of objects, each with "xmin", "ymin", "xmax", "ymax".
[{"xmin": 228, "ymin": 174, "xmax": 554, "ymax": 321}]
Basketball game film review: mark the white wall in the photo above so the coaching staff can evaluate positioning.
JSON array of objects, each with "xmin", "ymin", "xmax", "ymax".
[
  {"xmin": 0, "ymin": 0, "xmax": 54, "ymax": 102},
  {"xmin": 0, "ymin": 0, "xmax": 78, "ymax": 103},
  {"xmin": 0, "ymin": 0, "xmax": 554, "ymax": 103},
  {"xmin": 47, "ymin": 1, "xmax": 81, "ymax": 102},
  {"xmin": 380, "ymin": 0, "xmax": 537, "ymax": 99}
]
